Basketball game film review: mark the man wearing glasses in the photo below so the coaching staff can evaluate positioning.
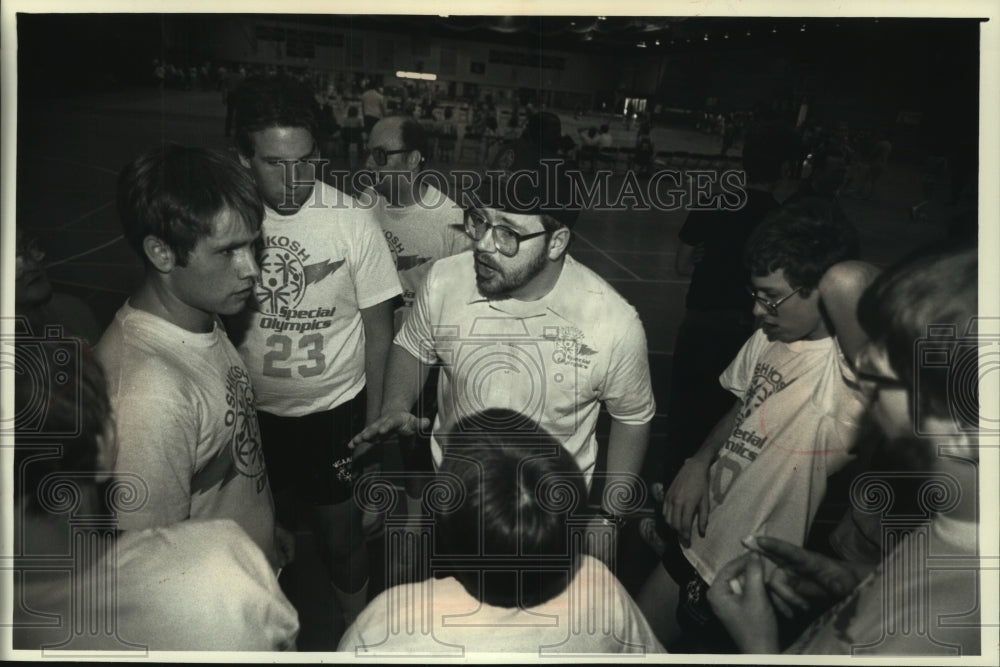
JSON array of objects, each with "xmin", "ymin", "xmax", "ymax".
[
  {"xmin": 364, "ymin": 114, "xmax": 471, "ymax": 332},
  {"xmin": 362, "ymin": 114, "xmax": 471, "ymax": 541},
  {"xmin": 636, "ymin": 198, "xmax": 879, "ymax": 651},
  {"xmin": 351, "ymin": 157, "xmax": 656, "ymax": 542},
  {"xmin": 230, "ymin": 75, "xmax": 401, "ymax": 629}
]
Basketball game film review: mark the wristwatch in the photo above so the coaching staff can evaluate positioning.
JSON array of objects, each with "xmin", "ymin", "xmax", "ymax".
[{"xmin": 597, "ymin": 511, "xmax": 627, "ymax": 530}]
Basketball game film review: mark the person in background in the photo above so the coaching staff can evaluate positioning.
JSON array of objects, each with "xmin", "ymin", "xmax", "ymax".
[{"xmin": 15, "ymin": 229, "xmax": 101, "ymax": 344}]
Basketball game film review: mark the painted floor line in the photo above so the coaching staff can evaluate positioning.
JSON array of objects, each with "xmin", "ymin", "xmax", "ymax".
[
  {"xmin": 45, "ymin": 234, "xmax": 125, "ymax": 267},
  {"xmin": 571, "ymin": 230, "xmax": 643, "ymax": 280},
  {"xmin": 58, "ymin": 201, "xmax": 114, "ymax": 230}
]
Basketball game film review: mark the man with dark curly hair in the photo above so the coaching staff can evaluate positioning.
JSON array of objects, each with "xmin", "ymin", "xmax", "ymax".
[{"xmin": 637, "ymin": 198, "xmax": 879, "ymax": 651}]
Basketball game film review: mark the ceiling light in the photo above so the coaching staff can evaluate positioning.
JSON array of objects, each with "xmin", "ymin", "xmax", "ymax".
[
  {"xmin": 637, "ymin": 41, "xmax": 647, "ymax": 48},
  {"xmin": 397, "ymin": 71, "xmax": 437, "ymax": 81},
  {"xmin": 597, "ymin": 16, "xmax": 607, "ymax": 21},
  {"xmin": 654, "ymin": 39, "xmax": 660, "ymax": 46}
]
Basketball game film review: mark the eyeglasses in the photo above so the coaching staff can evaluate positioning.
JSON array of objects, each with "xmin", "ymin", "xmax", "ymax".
[
  {"xmin": 746, "ymin": 285, "xmax": 804, "ymax": 315},
  {"xmin": 366, "ymin": 146, "xmax": 410, "ymax": 166},
  {"xmin": 464, "ymin": 209, "xmax": 548, "ymax": 257}
]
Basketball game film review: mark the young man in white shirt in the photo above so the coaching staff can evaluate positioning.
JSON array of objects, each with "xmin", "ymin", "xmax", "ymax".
[
  {"xmin": 97, "ymin": 145, "xmax": 289, "ymax": 571},
  {"xmin": 230, "ymin": 75, "xmax": 401, "ymax": 626},
  {"xmin": 636, "ymin": 198, "xmax": 878, "ymax": 651}
]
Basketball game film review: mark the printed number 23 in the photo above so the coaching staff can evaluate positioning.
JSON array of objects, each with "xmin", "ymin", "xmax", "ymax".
[{"xmin": 263, "ymin": 333, "xmax": 326, "ymax": 378}]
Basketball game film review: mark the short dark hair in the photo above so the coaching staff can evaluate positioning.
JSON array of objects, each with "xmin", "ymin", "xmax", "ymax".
[
  {"xmin": 436, "ymin": 409, "xmax": 586, "ymax": 608},
  {"xmin": 858, "ymin": 245, "xmax": 977, "ymax": 426},
  {"xmin": 234, "ymin": 75, "xmax": 321, "ymax": 158},
  {"xmin": 745, "ymin": 197, "xmax": 860, "ymax": 292},
  {"xmin": 117, "ymin": 145, "xmax": 263, "ymax": 266},
  {"xmin": 396, "ymin": 115, "xmax": 428, "ymax": 166},
  {"xmin": 14, "ymin": 342, "xmax": 111, "ymax": 511}
]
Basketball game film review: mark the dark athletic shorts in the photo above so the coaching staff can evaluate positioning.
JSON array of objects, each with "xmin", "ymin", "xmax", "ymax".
[
  {"xmin": 258, "ymin": 391, "xmax": 367, "ymax": 506},
  {"xmin": 658, "ymin": 518, "xmax": 738, "ymax": 653}
]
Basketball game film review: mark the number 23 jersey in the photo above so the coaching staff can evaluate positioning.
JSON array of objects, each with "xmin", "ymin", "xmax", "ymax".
[{"xmin": 235, "ymin": 182, "xmax": 401, "ymax": 417}]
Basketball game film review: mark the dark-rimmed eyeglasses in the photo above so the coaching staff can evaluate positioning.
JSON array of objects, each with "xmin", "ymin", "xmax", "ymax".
[
  {"xmin": 366, "ymin": 146, "xmax": 410, "ymax": 166},
  {"xmin": 464, "ymin": 209, "xmax": 548, "ymax": 258},
  {"xmin": 746, "ymin": 285, "xmax": 803, "ymax": 316}
]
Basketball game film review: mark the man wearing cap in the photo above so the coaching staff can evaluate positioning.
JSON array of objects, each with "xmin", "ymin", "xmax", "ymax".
[{"xmin": 351, "ymin": 158, "xmax": 656, "ymax": 534}]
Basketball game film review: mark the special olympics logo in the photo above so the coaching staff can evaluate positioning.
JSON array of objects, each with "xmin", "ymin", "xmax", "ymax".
[
  {"xmin": 255, "ymin": 246, "xmax": 305, "ymax": 315},
  {"xmin": 225, "ymin": 366, "xmax": 267, "ymax": 492}
]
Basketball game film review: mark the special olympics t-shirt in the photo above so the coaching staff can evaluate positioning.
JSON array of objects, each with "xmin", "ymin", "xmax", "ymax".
[{"xmin": 234, "ymin": 181, "xmax": 401, "ymax": 417}]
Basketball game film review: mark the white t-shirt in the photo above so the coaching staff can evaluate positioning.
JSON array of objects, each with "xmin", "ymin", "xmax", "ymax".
[
  {"xmin": 789, "ymin": 515, "xmax": 980, "ymax": 655},
  {"xmin": 369, "ymin": 184, "xmax": 470, "ymax": 331},
  {"xmin": 338, "ymin": 555, "xmax": 664, "ymax": 655},
  {"xmin": 14, "ymin": 519, "xmax": 299, "ymax": 652},
  {"xmin": 683, "ymin": 329, "xmax": 864, "ymax": 584},
  {"xmin": 234, "ymin": 181, "xmax": 402, "ymax": 416},
  {"xmin": 97, "ymin": 302, "xmax": 278, "ymax": 567},
  {"xmin": 395, "ymin": 252, "xmax": 656, "ymax": 484}
]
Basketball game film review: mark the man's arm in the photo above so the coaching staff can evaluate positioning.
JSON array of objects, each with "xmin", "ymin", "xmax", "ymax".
[
  {"xmin": 603, "ymin": 419, "xmax": 651, "ymax": 512},
  {"xmin": 818, "ymin": 260, "xmax": 880, "ymax": 364},
  {"xmin": 360, "ymin": 298, "xmax": 396, "ymax": 426},
  {"xmin": 664, "ymin": 398, "xmax": 740, "ymax": 542},
  {"xmin": 350, "ymin": 343, "xmax": 430, "ymax": 458}
]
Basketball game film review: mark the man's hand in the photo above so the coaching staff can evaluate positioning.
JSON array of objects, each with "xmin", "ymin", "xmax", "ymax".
[
  {"xmin": 749, "ymin": 535, "xmax": 862, "ymax": 619},
  {"xmin": 349, "ymin": 411, "xmax": 430, "ymax": 459},
  {"xmin": 274, "ymin": 523, "xmax": 296, "ymax": 570},
  {"xmin": 706, "ymin": 552, "xmax": 781, "ymax": 653},
  {"xmin": 663, "ymin": 457, "xmax": 711, "ymax": 544}
]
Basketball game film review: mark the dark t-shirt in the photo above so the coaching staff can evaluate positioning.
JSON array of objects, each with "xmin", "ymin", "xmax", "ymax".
[{"xmin": 679, "ymin": 188, "xmax": 779, "ymax": 311}]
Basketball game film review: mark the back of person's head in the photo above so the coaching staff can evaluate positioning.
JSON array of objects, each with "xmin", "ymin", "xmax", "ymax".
[
  {"xmin": 520, "ymin": 111, "xmax": 562, "ymax": 151},
  {"xmin": 14, "ymin": 342, "xmax": 111, "ymax": 512},
  {"xmin": 599, "ymin": 124, "xmax": 609, "ymax": 134},
  {"xmin": 745, "ymin": 197, "xmax": 860, "ymax": 293},
  {"xmin": 857, "ymin": 245, "xmax": 978, "ymax": 432},
  {"xmin": 234, "ymin": 74, "xmax": 321, "ymax": 158},
  {"xmin": 396, "ymin": 114, "xmax": 428, "ymax": 166},
  {"xmin": 436, "ymin": 409, "xmax": 587, "ymax": 608},
  {"xmin": 117, "ymin": 144, "xmax": 263, "ymax": 267}
]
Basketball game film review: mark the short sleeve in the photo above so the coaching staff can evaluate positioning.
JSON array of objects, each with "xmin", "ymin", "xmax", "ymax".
[
  {"xmin": 599, "ymin": 312, "xmax": 656, "ymax": 424},
  {"xmin": 394, "ymin": 259, "xmax": 440, "ymax": 366},
  {"xmin": 351, "ymin": 207, "xmax": 403, "ymax": 309},
  {"xmin": 112, "ymin": 375, "xmax": 197, "ymax": 532},
  {"xmin": 719, "ymin": 329, "xmax": 765, "ymax": 397}
]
